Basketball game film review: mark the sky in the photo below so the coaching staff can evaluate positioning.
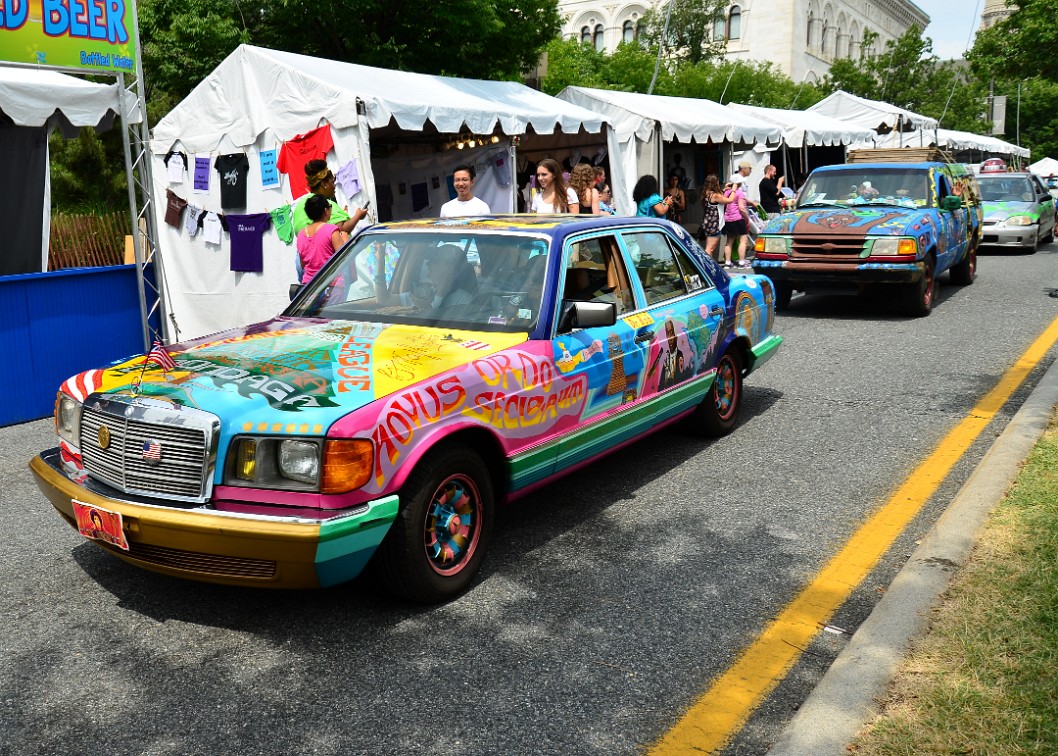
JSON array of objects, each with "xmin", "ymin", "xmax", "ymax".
[{"xmin": 912, "ymin": 0, "xmax": 984, "ymax": 60}]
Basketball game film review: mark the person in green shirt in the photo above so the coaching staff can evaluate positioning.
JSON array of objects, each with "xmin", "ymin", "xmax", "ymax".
[{"xmin": 291, "ymin": 159, "xmax": 368, "ymax": 235}]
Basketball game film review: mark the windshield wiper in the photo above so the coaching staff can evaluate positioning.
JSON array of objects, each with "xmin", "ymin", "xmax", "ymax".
[{"xmin": 797, "ymin": 200, "xmax": 846, "ymax": 208}]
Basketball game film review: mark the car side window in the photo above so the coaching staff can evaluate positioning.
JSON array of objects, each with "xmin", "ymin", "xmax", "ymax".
[
  {"xmin": 623, "ymin": 231, "xmax": 690, "ymax": 306},
  {"xmin": 562, "ymin": 234, "xmax": 635, "ymax": 315}
]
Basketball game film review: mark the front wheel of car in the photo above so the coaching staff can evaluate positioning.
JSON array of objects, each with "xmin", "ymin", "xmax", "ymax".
[
  {"xmin": 373, "ymin": 443, "xmax": 494, "ymax": 603},
  {"xmin": 949, "ymin": 244, "xmax": 976, "ymax": 286},
  {"xmin": 774, "ymin": 283, "xmax": 793, "ymax": 310},
  {"xmin": 687, "ymin": 348, "xmax": 743, "ymax": 437},
  {"xmin": 902, "ymin": 257, "xmax": 935, "ymax": 317}
]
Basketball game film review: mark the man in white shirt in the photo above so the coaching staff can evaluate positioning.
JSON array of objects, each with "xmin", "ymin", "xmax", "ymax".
[{"xmin": 440, "ymin": 164, "xmax": 491, "ymax": 218}]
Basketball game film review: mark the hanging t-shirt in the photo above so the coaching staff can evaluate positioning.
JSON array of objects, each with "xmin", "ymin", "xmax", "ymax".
[
  {"xmin": 335, "ymin": 158, "xmax": 361, "ymax": 199},
  {"xmin": 164, "ymin": 189, "xmax": 188, "ymax": 227},
  {"xmin": 184, "ymin": 204, "xmax": 204, "ymax": 238},
  {"xmin": 200, "ymin": 211, "xmax": 227, "ymax": 245},
  {"xmin": 270, "ymin": 205, "xmax": 295, "ymax": 245},
  {"xmin": 165, "ymin": 150, "xmax": 187, "ymax": 183},
  {"xmin": 227, "ymin": 213, "xmax": 272, "ymax": 272},
  {"xmin": 215, "ymin": 153, "xmax": 250, "ymax": 209},
  {"xmin": 277, "ymin": 125, "xmax": 334, "ymax": 199}
]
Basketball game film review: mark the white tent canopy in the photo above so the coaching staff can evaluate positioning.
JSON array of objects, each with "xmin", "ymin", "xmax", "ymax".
[
  {"xmin": 150, "ymin": 45, "xmax": 614, "ymax": 340},
  {"xmin": 0, "ymin": 66, "xmax": 141, "ymax": 132},
  {"xmin": 808, "ymin": 90, "xmax": 938, "ymax": 135},
  {"xmin": 934, "ymin": 128, "xmax": 1029, "ymax": 159},
  {"xmin": 556, "ymin": 86, "xmax": 782, "ymax": 145},
  {"xmin": 1030, "ymin": 156, "xmax": 1058, "ymax": 176},
  {"xmin": 0, "ymin": 66, "xmax": 142, "ymax": 276},
  {"xmin": 726, "ymin": 103, "xmax": 875, "ymax": 148}
]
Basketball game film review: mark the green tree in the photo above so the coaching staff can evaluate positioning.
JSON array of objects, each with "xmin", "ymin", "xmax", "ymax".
[
  {"xmin": 638, "ymin": 0, "xmax": 728, "ymax": 66},
  {"xmin": 969, "ymin": 0, "xmax": 1058, "ymax": 83},
  {"xmin": 540, "ymin": 38, "xmax": 607, "ymax": 95}
]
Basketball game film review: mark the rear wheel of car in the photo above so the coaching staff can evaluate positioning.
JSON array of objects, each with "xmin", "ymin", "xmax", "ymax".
[
  {"xmin": 949, "ymin": 243, "xmax": 976, "ymax": 286},
  {"xmin": 774, "ymin": 283, "xmax": 793, "ymax": 310},
  {"xmin": 902, "ymin": 257, "xmax": 935, "ymax": 317},
  {"xmin": 687, "ymin": 348, "xmax": 743, "ymax": 437},
  {"xmin": 374, "ymin": 443, "xmax": 494, "ymax": 603}
]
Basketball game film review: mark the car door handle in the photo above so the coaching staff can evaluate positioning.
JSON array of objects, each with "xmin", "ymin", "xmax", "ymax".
[
  {"xmin": 710, "ymin": 307, "xmax": 724, "ymax": 318},
  {"xmin": 635, "ymin": 329, "xmax": 655, "ymax": 343}
]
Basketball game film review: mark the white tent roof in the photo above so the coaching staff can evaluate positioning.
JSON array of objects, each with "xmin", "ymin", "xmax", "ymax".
[
  {"xmin": 151, "ymin": 45, "xmax": 605, "ymax": 154},
  {"xmin": 808, "ymin": 90, "xmax": 938, "ymax": 133},
  {"xmin": 0, "ymin": 66, "xmax": 141, "ymax": 130},
  {"xmin": 1029, "ymin": 156, "xmax": 1058, "ymax": 176},
  {"xmin": 726, "ymin": 103, "xmax": 876, "ymax": 148},
  {"xmin": 935, "ymin": 128, "xmax": 1030, "ymax": 158},
  {"xmin": 556, "ymin": 86, "xmax": 782, "ymax": 145}
]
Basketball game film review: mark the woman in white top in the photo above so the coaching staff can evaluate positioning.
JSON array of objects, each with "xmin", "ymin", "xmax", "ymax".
[{"xmin": 530, "ymin": 158, "xmax": 580, "ymax": 214}]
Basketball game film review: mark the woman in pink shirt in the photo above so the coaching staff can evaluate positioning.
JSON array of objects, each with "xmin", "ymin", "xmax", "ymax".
[
  {"xmin": 297, "ymin": 194, "xmax": 349, "ymax": 286},
  {"xmin": 722, "ymin": 174, "xmax": 752, "ymax": 268}
]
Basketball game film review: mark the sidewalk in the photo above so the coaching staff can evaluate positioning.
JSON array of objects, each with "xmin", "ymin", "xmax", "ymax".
[{"xmin": 766, "ymin": 356, "xmax": 1058, "ymax": 755}]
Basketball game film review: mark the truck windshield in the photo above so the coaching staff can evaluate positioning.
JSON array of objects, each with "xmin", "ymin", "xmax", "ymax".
[{"xmin": 797, "ymin": 168, "xmax": 930, "ymax": 209}]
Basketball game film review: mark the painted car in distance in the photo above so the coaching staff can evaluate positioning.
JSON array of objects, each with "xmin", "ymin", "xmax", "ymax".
[
  {"xmin": 31, "ymin": 216, "xmax": 782, "ymax": 603},
  {"xmin": 752, "ymin": 160, "xmax": 982, "ymax": 316},
  {"xmin": 977, "ymin": 172, "xmax": 1055, "ymax": 252}
]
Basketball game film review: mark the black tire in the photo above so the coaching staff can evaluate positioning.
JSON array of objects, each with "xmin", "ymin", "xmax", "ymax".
[
  {"xmin": 949, "ymin": 243, "xmax": 976, "ymax": 286},
  {"xmin": 902, "ymin": 257, "xmax": 935, "ymax": 317},
  {"xmin": 774, "ymin": 282, "xmax": 793, "ymax": 310},
  {"xmin": 373, "ymin": 443, "xmax": 494, "ymax": 603},
  {"xmin": 686, "ymin": 348, "xmax": 743, "ymax": 437}
]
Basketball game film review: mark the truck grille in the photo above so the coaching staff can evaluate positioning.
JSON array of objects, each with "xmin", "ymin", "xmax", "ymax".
[
  {"xmin": 791, "ymin": 235, "xmax": 867, "ymax": 258},
  {"xmin": 80, "ymin": 396, "xmax": 219, "ymax": 503}
]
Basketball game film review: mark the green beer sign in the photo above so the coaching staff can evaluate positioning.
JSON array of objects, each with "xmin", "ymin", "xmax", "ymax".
[{"xmin": 0, "ymin": 0, "xmax": 138, "ymax": 72}]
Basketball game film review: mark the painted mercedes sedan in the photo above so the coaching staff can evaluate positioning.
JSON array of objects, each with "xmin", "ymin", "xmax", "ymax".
[
  {"xmin": 31, "ymin": 215, "xmax": 782, "ymax": 602},
  {"xmin": 977, "ymin": 172, "xmax": 1055, "ymax": 251}
]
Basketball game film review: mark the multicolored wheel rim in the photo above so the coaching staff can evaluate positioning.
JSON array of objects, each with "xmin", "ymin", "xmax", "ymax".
[
  {"xmin": 714, "ymin": 354, "xmax": 739, "ymax": 421},
  {"xmin": 424, "ymin": 474, "xmax": 482, "ymax": 576}
]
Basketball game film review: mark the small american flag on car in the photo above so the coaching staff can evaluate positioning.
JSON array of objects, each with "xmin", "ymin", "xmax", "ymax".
[
  {"xmin": 142, "ymin": 440, "xmax": 162, "ymax": 462},
  {"xmin": 459, "ymin": 340, "xmax": 489, "ymax": 351},
  {"xmin": 146, "ymin": 340, "xmax": 176, "ymax": 371}
]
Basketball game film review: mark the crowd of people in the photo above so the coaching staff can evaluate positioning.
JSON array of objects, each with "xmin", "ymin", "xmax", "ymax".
[{"xmin": 292, "ymin": 156, "xmax": 789, "ymax": 291}]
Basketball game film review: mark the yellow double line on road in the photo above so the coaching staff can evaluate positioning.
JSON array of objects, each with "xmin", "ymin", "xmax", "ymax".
[{"xmin": 650, "ymin": 315, "xmax": 1058, "ymax": 755}]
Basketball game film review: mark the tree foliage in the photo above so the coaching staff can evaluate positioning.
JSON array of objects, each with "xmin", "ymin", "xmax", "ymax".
[
  {"xmin": 638, "ymin": 0, "xmax": 728, "ymax": 66},
  {"xmin": 968, "ymin": 0, "xmax": 1058, "ymax": 83}
]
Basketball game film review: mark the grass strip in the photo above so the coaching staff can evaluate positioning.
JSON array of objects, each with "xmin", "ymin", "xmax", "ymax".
[{"xmin": 853, "ymin": 420, "xmax": 1058, "ymax": 755}]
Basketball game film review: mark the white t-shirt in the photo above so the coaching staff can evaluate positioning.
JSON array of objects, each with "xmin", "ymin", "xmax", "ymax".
[
  {"xmin": 530, "ymin": 187, "xmax": 579, "ymax": 214},
  {"xmin": 440, "ymin": 195, "xmax": 491, "ymax": 218}
]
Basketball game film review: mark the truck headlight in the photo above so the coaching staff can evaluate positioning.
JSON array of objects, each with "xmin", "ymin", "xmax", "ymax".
[
  {"xmin": 1006, "ymin": 215, "xmax": 1033, "ymax": 226},
  {"xmin": 753, "ymin": 236, "xmax": 790, "ymax": 255},
  {"xmin": 55, "ymin": 393, "xmax": 82, "ymax": 447},
  {"xmin": 869, "ymin": 238, "xmax": 918, "ymax": 256},
  {"xmin": 279, "ymin": 440, "xmax": 319, "ymax": 484}
]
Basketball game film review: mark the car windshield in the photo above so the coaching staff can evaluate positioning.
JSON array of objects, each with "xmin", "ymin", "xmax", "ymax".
[
  {"xmin": 287, "ymin": 230, "xmax": 552, "ymax": 331},
  {"xmin": 797, "ymin": 168, "xmax": 930, "ymax": 209},
  {"xmin": 977, "ymin": 176, "xmax": 1036, "ymax": 202}
]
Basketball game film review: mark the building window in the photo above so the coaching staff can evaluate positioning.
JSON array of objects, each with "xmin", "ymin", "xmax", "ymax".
[
  {"xmin": 715, "ymin": 12, "xmax": 728, "ymax": 40},
  {"xmin": 581, "ymin": 25, "xmax": 592, "ymax": 44},
  {"xmin": 623, "ymin": 20, "xmax": 637, "ymax": 43},
  {"xmin": 821, "ymin": 21, "xmax": 829, "ymax": 53},
  {"xmin": 729, "ymin": 6, "xmax": 741, "ymax": 39},
  {"xmin": 593, "ymin": 23, "xmax": 605, "ymax": 51},
  {"xmin": 806, "ymin": 11, "xmax": 814, "ymax": 46}
]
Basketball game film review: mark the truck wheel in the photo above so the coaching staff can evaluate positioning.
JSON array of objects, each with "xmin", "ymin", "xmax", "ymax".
[
  {"xmin": 949, "ymin": 244, "xmax": 976, "ymax": 286},
  {"xmin": 774, "ymin": 283, "xmax": 793, "ymax": 310},
  {"xmin": 903, "ymin": 258, "xmax": 935, "ymax": 317},
  {"xmin": 686, "ymin": 348, "xmax": 743, "ymax": 437},
  {"xmin": 374, "ymin": 443, "xmax": 494, "ymax": 603}
]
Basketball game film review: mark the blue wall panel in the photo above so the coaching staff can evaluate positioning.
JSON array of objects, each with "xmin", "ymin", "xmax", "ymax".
[{"xmin": 0, "ymin": 265, "xmax": 149, "ymax": 427}]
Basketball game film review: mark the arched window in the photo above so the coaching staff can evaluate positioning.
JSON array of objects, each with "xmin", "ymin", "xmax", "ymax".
[
  {"xmin": 821, "ymin": 21, "xmax": 829, "ymax": 53},
  {"xmin": 593, "ymin": 23, "xmax": 605, "ymax": 51},
  {"xmin": 581, "ymin": 25, "xmax": 592, "ymax": 44},
  {"xmin": 623, "ymin": 20, "xmax": 637, "ymax": 43},
  {"xmin": 806, "ymin": 11, "xmax": 814, "ymax": 46},
  {"xmin": 729, "ymin": 6, "xmax": 742, "ymax": 39},
  {"xmin": 715, "ymin": 11, "xmax": 728, "ymax": 40}
]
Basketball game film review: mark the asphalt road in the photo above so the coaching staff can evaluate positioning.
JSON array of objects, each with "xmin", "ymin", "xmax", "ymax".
[{"xmin": 4, "ymin": 242, "xmax": 1058, "ymax": 756}]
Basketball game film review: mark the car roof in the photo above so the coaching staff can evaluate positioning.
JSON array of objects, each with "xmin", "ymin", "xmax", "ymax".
[
  {"xmin": 977, "ymin": 172, "xmax": 1033, "ymax": 179},
  {"xmin": 811, "ymin": 162, "xmax": 946, "ymax": 172},
  {"xmin": 369, "ymin": 214, "xmax": 678, "ymax": 235}
]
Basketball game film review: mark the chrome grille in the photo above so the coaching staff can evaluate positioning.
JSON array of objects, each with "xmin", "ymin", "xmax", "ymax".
[
  {"xmin": 791, "ymin": 235, "xmax": 867, "ymax": 257},
  {"xmin": 80, "ymin": 396, "xmax": 219, "ymax": 503}
]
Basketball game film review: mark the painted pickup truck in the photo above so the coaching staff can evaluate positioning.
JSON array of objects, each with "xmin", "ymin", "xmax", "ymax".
[{"xmin": 752, "ymin": 161, "xmax": 982, "ymax": 316}]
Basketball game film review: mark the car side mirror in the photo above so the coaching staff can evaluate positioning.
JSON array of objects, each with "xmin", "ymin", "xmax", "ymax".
[
  {"xmin": 940, "ymin": 195, "xmax": 962, "ymax": 212},
  {"xmin": 558, "ymin": 300, "xmax": 617, "ymax": 332}
]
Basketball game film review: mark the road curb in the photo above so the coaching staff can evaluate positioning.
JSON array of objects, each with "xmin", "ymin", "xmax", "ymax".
[{"xmin": 765, "ymin": 356, "xmax": 1058, "ymax": 755}]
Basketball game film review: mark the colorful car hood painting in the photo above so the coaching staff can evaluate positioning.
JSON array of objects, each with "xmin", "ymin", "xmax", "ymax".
[{"xmin": 765, "ymin": 206, "xmax": 935, "ymax": 239}]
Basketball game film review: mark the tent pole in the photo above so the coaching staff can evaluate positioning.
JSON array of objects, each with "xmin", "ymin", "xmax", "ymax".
[{"xmin": 117, "ymin": 71, "xmax": 150, "ymax": 352}]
